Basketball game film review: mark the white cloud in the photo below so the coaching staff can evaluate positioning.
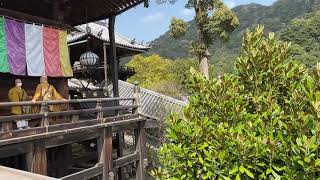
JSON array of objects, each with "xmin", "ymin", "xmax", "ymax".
[
  {"xmin": 224, "ymin": 0, "xmax": 237, "ymax": 8},
  {"xmin": 140, "ymin": 12, "xmax": 165, "ymax": 23},
  {"xmin": 180, "ymin": 9, "xmax": 194, "ymax": 17}
]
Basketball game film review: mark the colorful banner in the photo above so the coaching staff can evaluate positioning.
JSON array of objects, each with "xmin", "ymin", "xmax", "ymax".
[
  {"xmin": 59, "ymin": 31, "xmax": 73, "ymax": 77},
  {"xmin": 5, "ymin": 18, "xmax": 26, "ymax": 75},
  {"xmin": 43, "ymin": 27, "xmax": 62, "ymax": 77},
  {"xmin": 25, "ymin": 24, "xmax": 45, "ymax": 76},
  {"xmin": 0, "ymin": 17, "xmax": 72, "ymax": 77},
  {"xmin": 0, "ymin": 17, "xmax": 9, "ymax": 73}
]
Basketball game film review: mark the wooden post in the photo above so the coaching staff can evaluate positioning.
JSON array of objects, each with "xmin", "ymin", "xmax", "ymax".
[
  {"xmin": 32, "ymin": 140, "xmax": 47, "ymax": 175},
  {"xmin": 108, "ymin": 15, "xmax": 119, "ymax": 99},
  {"xmin": 96, "ymin": 100, "xmax": 103, "ymax": 119},
  {"xmin": 133, "ymin": 82, "xmax": 141, "ymax": 114},
  {"xmin": 116, "ymin": 132, "xmax": 124, "ymax": 180},
  {"xmin": 102, "ymin": 127, "xmax": 113, "ymax": 180},
  {"xmin": 103, "ymin": 42, "xmax": 108, "ymax": 83},
  {"xmin": 132, "ymin": 82, "xmax": 146, "ymax": 179},
  {"xmin": 40, "ymin": 103, "xmax": 49, "ymax": 128},
  {"xmin": 135, "ymin": 121, "xmax": 146, "ymax": 180},
  {"xmin": 133, "ymin": 82, "xmax": 141, "ymax": 147},
  {"xmin": 31, "ymin": 102, "xmax": 49, "ymax": 175},
  {"xmin": 25, "ymin": 144, "xmax": 34, "ymax": 172}
]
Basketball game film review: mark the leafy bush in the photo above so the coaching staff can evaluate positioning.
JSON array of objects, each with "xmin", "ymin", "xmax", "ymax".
[{"xmin": 151, "ymin": 25, "xmax": 320, "ymax": 179}]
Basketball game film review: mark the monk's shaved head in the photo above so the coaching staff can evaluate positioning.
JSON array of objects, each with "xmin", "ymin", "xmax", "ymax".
[
  {"xmin": 15, "ymin": 79, "xmax": 22, "ymax": 84},
  {"xmin": 40, "ymin": 76, "xmax": 48, "ymax": 83}
]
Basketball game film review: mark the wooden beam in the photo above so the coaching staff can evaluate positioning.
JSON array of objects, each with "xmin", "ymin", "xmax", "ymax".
[
  {"xmin": 113, "ymin": 153, "xmax": 138, "ymax": 169},
  {"xmin": 60, "ymin": 164, "xmax": 103, "ymax": 180},
  {"xmin": 46, "ymin": 130, "xmax": 100, "ymax": 148},
  {"xmin": 0, "ymin": 7, "xmax": 72, "ymax": 30},
  {"xmin": 0, "ymin": 97, "xmax": 134, "ymax": 107},
  {"xmin": 0, "ymin": 117, "xmax": 145, "ymax": 146},
  {"xmin": 115, "ymin": 0, "xmax": 145, "ymax": 16},
  {"xmin": 0, "ymin": 142, "xmax": 32, "ymax": 158},
  {"xmin": 109, "ymin": 15, "xmax": 119, "ymax": 99},
  {"xmin": 0, "ymin": 114, "xmax": 140, "ymax": 140},
  {"xmin": 0, "ymin": 105, "xmax": 138, "ymax": 123}
]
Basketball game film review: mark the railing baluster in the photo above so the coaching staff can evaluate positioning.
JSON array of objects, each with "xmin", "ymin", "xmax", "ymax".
[
  {"xmin": 40, "ymin": 102, "xmax": 49, "ymax": 128},
  {"xmin": 96, "ymin": 100, "xmax": 103, "ymax": 120},
  {"xmin": 1, "ymin": 121, "xmax": 12, "ymax": 132},
  {"xmin": 133, "ymin": 82, "xmax": 141, "ymax": 114}
]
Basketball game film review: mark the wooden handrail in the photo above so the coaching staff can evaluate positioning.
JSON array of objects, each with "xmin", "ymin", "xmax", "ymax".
[
  {"xmin": 0, "ymin": 97, "xmax": 135, "ymax": 107},
  {"xmin": 0, "ymin": 105, "xmax": 139, "ymax": 123},
  {"xmin": 0, "ymin": 117, "xmax": 145, "ymax": 146}
]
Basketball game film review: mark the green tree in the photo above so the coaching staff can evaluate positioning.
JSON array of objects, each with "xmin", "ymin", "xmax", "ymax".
[
  {"xmin": 151, "ymin": 26, "xmax": 320, "ymax": 179},
  {"xmin": 164, "ymin": 0, "xmax": 239, "ymax": 79},
  {"xmin": 126, "ymin": 54, "xmax": 192, "ymax": 98},
  {"xmin": 126, "ymin": 54, "xmax": 174, "ymax": 88},
  {"xmin": 279, "ymin": 10, "xmax": 320, "ymax": 67}
]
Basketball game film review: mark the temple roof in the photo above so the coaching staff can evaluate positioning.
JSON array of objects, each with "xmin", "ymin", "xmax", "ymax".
[{"xmin": 68, "ymin": 22, "xmax": 150, "ymax": 51}]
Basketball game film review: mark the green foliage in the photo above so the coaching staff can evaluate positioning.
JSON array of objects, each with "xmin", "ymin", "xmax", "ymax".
[
  {"xmin": 126, "ymin": 54, "xmax": 174, "ymax": 89},
  {"xmin": 280, "ymin": 10, "xmax": 320, "ymax": 67},
  {"xmin": 165, "ymin": 0, "xmax": 238, "ymax": 77},
  {"xmin": 169, "ymin": 17, "xmax": 188, "ymax": 39},
  {"xmin": 126, "ymin": 55, "xmax": 214, "ymax": 98},
  {"xmin": 152, "ymin": 26, "xmax": 320, "ymax": 179},
  {"xmin": 149, "ymin": 0, "xmax": 320, "ymax": 73},
  {"xmin": 204, "ymin": 3, "xmax": 239, "ymax": 41},
  {"xmin": 189, "ymin": 41, "xmax": 207, "ymax": 57},
  {"xmin": 190, "ymin": 0, "xmax": 239, "ymax": 57}
]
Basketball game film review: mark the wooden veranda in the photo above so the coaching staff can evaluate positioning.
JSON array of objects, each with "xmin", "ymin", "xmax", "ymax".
[
  {"xmin": 0, "ymin": 0, "xmax": 154, "ymax": 179},
  {"xmin": 0, "ymin": 85, "xmax": 148, "ymax": 180}
]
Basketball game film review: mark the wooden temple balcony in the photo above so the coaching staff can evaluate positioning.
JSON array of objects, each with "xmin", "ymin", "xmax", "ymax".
[{"xmin": 0, "ymin": 86, "xmax": 148, "ymax": 180}]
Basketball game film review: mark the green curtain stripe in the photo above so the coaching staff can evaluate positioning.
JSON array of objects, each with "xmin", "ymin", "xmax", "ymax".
[{"xmin": 0, "ymin": 17, "xmax": 9, "ymax": 73}]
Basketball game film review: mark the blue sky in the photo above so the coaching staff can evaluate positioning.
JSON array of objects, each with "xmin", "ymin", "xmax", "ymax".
[{"xmin": 116, "ymin": 0, "xmax": 277, "ymax": 42}]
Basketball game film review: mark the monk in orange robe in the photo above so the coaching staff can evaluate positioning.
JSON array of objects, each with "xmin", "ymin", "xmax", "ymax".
[
  {"xmin": 32, "ymin": 76, "xmax": 66, "ymax": 112},
  {"xmin": 8, "ymin": 79, "xmax": 30, "ymax": 129}
]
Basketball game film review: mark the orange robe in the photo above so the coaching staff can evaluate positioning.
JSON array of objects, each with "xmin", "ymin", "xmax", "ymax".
[
  {"xmin": 8, "ymin": 86, "xmax": 28, "ymax": 115},
  {"xmin": 32, "ymin": 82, "xmax": 64, "ymax": 112}
]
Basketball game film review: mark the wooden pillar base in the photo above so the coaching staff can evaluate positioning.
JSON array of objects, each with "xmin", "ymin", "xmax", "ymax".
[{"xmin": 32, "ymin": 140, "xmax": 47, "ymax": 175}]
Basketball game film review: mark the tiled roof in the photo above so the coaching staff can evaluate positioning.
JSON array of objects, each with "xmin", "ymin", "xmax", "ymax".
[
  {"xmin": 68, "ymin": 78, "xmax": 100, "ymax": 90},
  {"xmin": 108, "ymin": 80, "xmax": 188, "ymax": 120},
  {"xmin": 68, "ymin": 22, "xmax": 150, "ymax": 51}
]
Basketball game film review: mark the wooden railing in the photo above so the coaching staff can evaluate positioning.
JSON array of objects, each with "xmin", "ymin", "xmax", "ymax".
[
  {"xmin": 109, "ymin": 80, "xmax": 188, "ymax": 121},
  {"xmin": 0, "ymin": 85, "xmax": 147, "ymax": 180}
]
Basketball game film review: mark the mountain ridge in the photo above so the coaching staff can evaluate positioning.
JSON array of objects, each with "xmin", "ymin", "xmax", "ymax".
[{"xmin": 147, "ymin": 0, "xmax": 320, "ymax": 73}]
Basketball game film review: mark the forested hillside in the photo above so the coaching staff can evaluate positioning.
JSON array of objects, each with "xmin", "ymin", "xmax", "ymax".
[{"xmin": 148, "ymin": 0, "xmax": 320, "ymax": 73}]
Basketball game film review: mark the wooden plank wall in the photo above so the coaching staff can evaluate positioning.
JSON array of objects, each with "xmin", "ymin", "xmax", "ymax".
[{"xmin": 0, "ymin": 73, "xmax": 69, "ymax": 116}]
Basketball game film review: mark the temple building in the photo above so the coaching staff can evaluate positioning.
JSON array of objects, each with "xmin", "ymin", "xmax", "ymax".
[
  {"xmin": 0, "ymin": 0, "xmax": 152, "ymax": 179},
  {"xmin": 68, "ymin": 22, "xmax": 149, "ymax": 97}
]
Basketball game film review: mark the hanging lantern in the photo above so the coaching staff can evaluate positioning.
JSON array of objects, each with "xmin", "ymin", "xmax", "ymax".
[{"xmin": 79, "ymin": 51, "xmax": 99, "ymax": 66}]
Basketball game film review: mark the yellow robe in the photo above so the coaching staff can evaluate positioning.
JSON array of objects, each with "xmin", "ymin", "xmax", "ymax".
[
  {"xmin": 8, "ymin": 86, "xmax": 28, "ymax": 115},
  {"xmin": 32, "ymin": 82, "xmax": 64, "ymax": 112}
]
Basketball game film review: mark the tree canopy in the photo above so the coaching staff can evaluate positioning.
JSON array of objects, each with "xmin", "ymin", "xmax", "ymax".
[{"xmin": 151, "ymin": 25, "xmax": 320, "ymax": 179}]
